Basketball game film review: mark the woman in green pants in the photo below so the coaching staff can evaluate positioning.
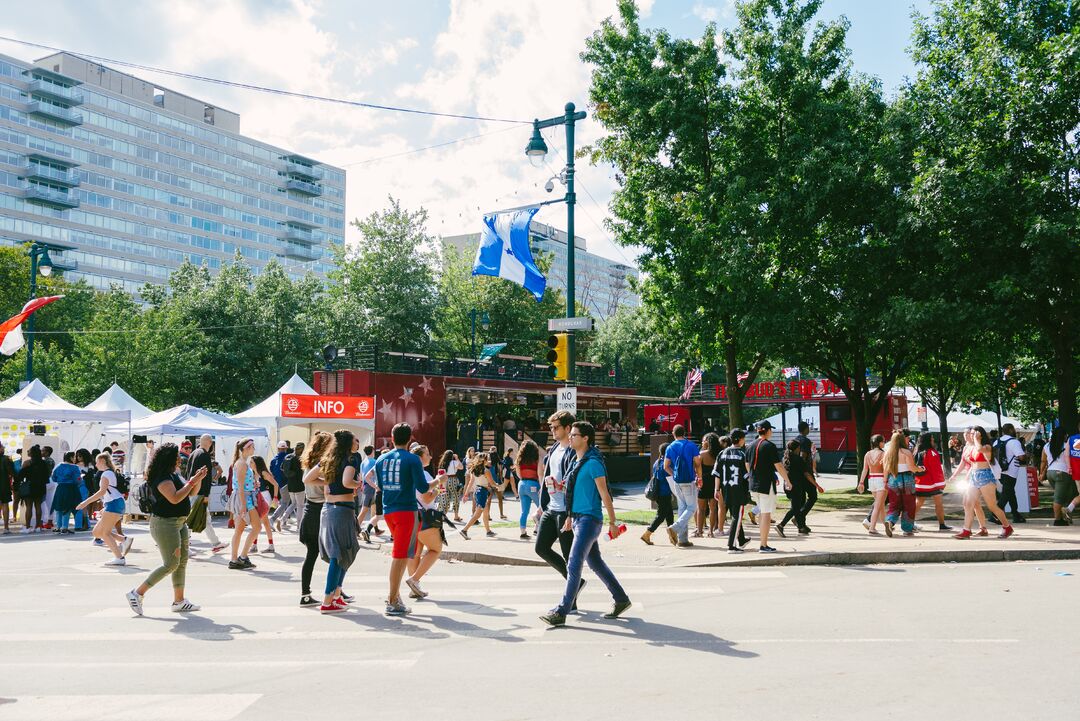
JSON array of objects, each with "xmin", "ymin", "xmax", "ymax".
[{"xmin": 126, "ymin": 443, "xmax": 207, "ymax": 616}]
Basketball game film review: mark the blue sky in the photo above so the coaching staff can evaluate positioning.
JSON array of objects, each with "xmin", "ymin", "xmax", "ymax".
[{"xmin": 0, "ymin": 0, "xmax": 933, "ymax": 265}]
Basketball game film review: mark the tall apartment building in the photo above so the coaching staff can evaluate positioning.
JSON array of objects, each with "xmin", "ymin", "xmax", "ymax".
[
  {"xmin": 443, "ymin": 220, "xmax": 638, "ymax": 320},
  {"xmin": 0, "ymin": 51, "xmax": 345, "ymax": 294}
]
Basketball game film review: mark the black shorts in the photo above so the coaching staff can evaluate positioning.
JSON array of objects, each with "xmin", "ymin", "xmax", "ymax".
[
  {"xmin": 698, "ymin": 478, "xmax": 716, "ymax": 500},
  {"xmin": 374, "ymin": 490, "xmax": 383, "ymax": 516},
  {"xmin": 915, "ymin": 490, "xmax": 943, "ymax": 498}
]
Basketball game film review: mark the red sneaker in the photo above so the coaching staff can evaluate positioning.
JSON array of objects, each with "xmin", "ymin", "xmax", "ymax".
[
  {"xmin": 319, "ymin": 604, "xmax": 345, "ymax": 614},
  {"xmin": 333, "ymin": 597, "xmax": 348, "ymax": 608},
  {"xmin": 953, "ymin": 529, "xmax": 972, "ymax": 539},
  {"xmin": 1000, "ymin": 525, "xmax": 1014, "ymax": 539},
  {"xmin": 976, "ymin": 527, "xmax": 989, "ymax": 537}
]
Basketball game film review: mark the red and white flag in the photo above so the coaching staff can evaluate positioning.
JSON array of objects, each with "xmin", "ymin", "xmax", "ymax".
[
  {"xmin": 736, "ymin": 371, "xmax": 749, "ymax": 382},
  {"xmin": 679, "ymin": 367, "xmax": 704, "ymax": 401},
  {"xmin": 0, "ymin": 295, "xmax": 63, "ymax": 356}
]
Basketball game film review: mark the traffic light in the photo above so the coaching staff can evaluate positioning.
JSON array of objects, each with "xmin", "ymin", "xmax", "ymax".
[{"xmin": 546, "ymin": 333, "xmax": 569, "ymax": 381}]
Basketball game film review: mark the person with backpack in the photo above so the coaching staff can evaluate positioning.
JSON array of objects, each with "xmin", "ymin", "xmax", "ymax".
[
  {"xmin": 125, "ymin": 443, "xmax": 207, "ymax": 615},
  {"xmin": 994, "ymin": 423, "xmax": 1028, "ymax": 525},
  {"xmin": 269, "ymin": 441, "xmax": 293, "ymax": 532},
  {"xmin": 1041, "ymin": 426, "xmax": 1077, "ymax": 525},
  {"xmin": 663, "ymin": 424, "xmax": 701, "ymax": 548},
  {"xmin": 77, "ymin": 452, "xmax": 133, "ymax": 566},
  {"xmin": 272, "ymin": 441, "xmax": 306, "ymax": 532},
  {"xmin": 641, "ymin": 442, "xmax": 673, "ymax": 545},
  {"xmin": 714, "ymin": 429, "xmax": 751, "ymax": 551},
  {"xmin": 185, "ymin": 434, "xmax": 226, "ymax": 554}
]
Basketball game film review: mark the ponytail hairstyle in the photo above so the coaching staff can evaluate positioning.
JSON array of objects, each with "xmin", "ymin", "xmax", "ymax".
[{"xmin": 232, "ymin": 438, "xmax": 254, "ymax": 465}]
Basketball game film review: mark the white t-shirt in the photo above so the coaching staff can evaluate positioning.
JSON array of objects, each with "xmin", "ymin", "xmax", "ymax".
[
  {"xmin": 101, "ymin": 470, "xmax": 122, "ymax": 503},
  {"xmin": 446, "ymin": 459, "xmax": 461, "ymax": 476},
  {"xmin": 1001, "ymin": 436, "xmax": 1025, "ymax": 476},
  {"xmin": 547, "ymin": 443, "xmax": 570, "ymax": 482},
  {"xmin": 416, "ymin": 470, "xmax": 436, "ymax": 510},
  {"xmin": 1044, "ymin": 444, "xmax": 1070, "ymax": 474}
]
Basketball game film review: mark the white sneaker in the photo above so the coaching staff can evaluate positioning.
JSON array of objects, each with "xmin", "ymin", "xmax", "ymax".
[
  {"xmin": 861, "ymin": 518, "xmax": 871, "ymax": 530},
  {"xmin": 121, "ymin": 537, "xmax": 134, "ymax": 557},
  {"xmin": 265, "ymin": 544, "xmax": 275, "ymax": 554},
  {"xmin": 104, "ymin": 557, "xmax": 126, "ymax": 566},
  {"xmin": 125, "ymin": 589, "xmax": 143, "ymax": 616},
  {"xmin": 171, "ymin": 599, "xmax": 201, "ymax": 613},
  {"xmin": 20, "ymin": 527, "xmax": 31, "ymax": 535}
]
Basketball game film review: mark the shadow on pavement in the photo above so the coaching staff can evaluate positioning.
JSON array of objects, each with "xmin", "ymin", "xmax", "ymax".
[
  {"xmin": 161, "ymin": 615, "xmax": 257, "ymax": 641},
  {"xmin": 549, "ymin": 613, "xmax": 759, "ymax": 658}
]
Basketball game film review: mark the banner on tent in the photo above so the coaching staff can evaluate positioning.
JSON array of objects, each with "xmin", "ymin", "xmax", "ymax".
[{"xmin": 280, "ymin": 394, "xmax": 376, "ymax": 420}]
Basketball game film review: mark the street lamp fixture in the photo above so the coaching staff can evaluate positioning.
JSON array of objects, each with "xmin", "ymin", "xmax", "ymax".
[
  {"xmin": 25, "ymin": 242, "xmax": 55, "ymax": 384},
  {"xmin": 525, "ymin": 102, "xmax": 586, "ymax": 382},
  {"xmin": 525, "ymin": 122, "xmax": 548, "ymax": 168}
]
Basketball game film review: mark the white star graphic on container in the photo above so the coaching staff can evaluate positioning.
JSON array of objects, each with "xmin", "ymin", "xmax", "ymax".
[
  {"xmin": 399, "ymin": 387, "xmax": 414, "ymax": 407},
  {"xmin": 378, "ymin": 399, "xmax": 395, "ymax": 421},
  {"xmin": 418, "ymin": 376, "xmax": 434, "ymax": 394}
]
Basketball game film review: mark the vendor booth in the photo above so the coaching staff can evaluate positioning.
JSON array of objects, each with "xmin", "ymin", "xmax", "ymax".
[
  {"xmin": 105, "ymin": 404, "xmax": 268, "ymax": 515},
  {"xmin": 232, "ymin": 374, "xmax": 375, "ymax": 450}
]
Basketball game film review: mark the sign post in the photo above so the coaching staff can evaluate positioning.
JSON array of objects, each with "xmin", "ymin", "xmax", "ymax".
[{"xmin": 557, "ymin": 387, "xmax": 577, "ymax": 416}]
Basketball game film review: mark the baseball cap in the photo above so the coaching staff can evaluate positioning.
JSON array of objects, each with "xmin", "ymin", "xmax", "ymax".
[
  {"xmin": 277, "ymin": 440, "xmax": 288, "ymax": 450},
  {"xmin": 755, "ymin": 420, "xmax": 774, "ymax": 432},
  {"xmin": 180, "ymin": 440, "xmax": 193, "ymax": 449}
]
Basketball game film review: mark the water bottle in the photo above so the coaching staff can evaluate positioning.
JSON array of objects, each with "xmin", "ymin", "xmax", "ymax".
[{"xmin": 607, "ymin": 523, "xmax": 628, "ymax": 540}]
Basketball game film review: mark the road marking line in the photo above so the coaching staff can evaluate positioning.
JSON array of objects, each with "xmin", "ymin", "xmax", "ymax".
[
  {"xmin": 1, "ymin": 658, "xmax": 417, "ymax": 669},
  {"xmin": 84, "ymin": 602, "xmax": 644, "ymax": 619},
  {"xmin": 0, "ymin": 694, "xmax": 261, "ymax": 721},
  {"xmin": 220, "ymin": 587, "xmax": 725, "ymax": 599}
]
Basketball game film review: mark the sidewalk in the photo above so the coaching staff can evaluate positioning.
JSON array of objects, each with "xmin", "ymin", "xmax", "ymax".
[{"xmin": 387, "ymin": 474, "xmax": 1080, "ymax": 568}]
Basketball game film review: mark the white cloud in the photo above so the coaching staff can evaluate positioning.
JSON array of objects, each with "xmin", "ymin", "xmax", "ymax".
[{"xmin": 692, "ymin": 1, "xmax": 735, "ymax": 23}]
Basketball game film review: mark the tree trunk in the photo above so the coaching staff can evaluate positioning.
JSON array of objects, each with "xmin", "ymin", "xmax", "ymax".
[
  {"xmin": 937, "ymin": 388, "xmax": 952, "ymax": 476},
  {"xmin": 1052, "ymin": 322, "xmax": 1078, "ymax": 434},
  {"xmin": 722, "ymin": 320, "xmax": 744, "ymax": 430},
  {"xmin": 852, "ymin": 396, "xmax": 873, "ymax": 475}
]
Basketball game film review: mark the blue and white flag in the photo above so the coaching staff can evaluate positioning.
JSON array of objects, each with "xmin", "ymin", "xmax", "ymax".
[{"xmin": 472, "ymin": 207, "xmax": 546, "ymax": 302}]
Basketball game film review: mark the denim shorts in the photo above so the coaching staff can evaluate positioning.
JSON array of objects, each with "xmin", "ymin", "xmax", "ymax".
[
  {"xmin": 971, "ymin": 467, "xmax": 997, "ymax": 489},
  {"xmin": 104, "ymin": 497, "xmax": 126, "ymax": 514},
  {"xmin": 475, "ymin": 486, "xmax": 490, "ymax": 508}
]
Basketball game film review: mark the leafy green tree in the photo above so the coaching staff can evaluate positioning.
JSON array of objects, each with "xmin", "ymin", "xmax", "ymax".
[
  {"xmin": 432, "ymin": 245, "xmax": 565, "ymax": 360},
  {"xmin": 587, "ymin": 304, "xmax": 682, "ymax": 396},
  {"xmin": 908, "ymin": 0, "xmax": 1080, "ymax": 432},
  {"xmin": 324, "ymin": 198, "xmax": 439, "ymax": 355},
  {"xmin": 583, "ymin": 0, "xmax": 772, "ymax": 429}
]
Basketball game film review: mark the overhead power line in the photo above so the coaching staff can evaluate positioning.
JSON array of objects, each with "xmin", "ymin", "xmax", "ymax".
[{"xmin": 0, "ymin": 35, "xmax": 531, "ymax": 125}]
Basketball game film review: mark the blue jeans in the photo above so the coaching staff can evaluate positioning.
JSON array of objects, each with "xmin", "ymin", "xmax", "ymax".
[
  {"xmin": 518, "ymin": 480, "xmax": 539, "ymax": 528},
  {"xmin": 556, "ymin": 515, "xmax": 629, "ymax": 615},
  {"xmin": 668, "ymin": 480, "xmax": 697, "ymax": 543},
  {"xmin": 325, "ymin": 557, "xmax": 346, "ymax": 596}
]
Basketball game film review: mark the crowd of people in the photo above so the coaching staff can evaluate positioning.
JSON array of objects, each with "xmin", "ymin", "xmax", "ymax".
[{"xmin": 4, "ymin": 411, "xmax": 1079, "ymax": 624}]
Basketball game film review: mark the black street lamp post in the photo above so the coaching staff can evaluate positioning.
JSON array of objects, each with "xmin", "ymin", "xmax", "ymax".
[{"xmin": 25, "ymin": 242, "xmax": 54, "ymax": 385}]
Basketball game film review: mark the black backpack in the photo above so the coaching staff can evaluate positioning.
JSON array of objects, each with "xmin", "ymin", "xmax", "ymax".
[
  {"xmin": 135, "ymin": 479, "xmax": 154, "ymax": 514},
  {"xmin": 113, "ymin": 470, "xmax": 130, "ymax": 495},
  {"xmin": 994, "ymin": 438, "xmax": 1011, "ymax": 471}
]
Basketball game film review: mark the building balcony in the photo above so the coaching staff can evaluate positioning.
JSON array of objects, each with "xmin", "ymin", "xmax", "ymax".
[
  {"xmin": 25, "ymin": 101, "xmax": 83, "ymax": 125},
  {"xmin": 22, "ymin": 164, "xmax": 80, "ymax": 187},
  {"xmin": 25, "ymin": 151, "xmax": 77, "ymax": 167},
  {"xmin": 284, "ymin": 178, "xmax": 323, "ymax": 196},
  {"xmin": 23, "ymin": 184, "xmax": 79, "ymax": 209},
  {"xmin": 279, "ymin": 241, "xmax": 321, "ymax": 262},
  {"xmin": 27, "ymin": 79, "xmax": 84, "ymax": 105},
  {"xmin": 281, "ymin": 225, "xmax": 319, "ymax": 244},
  {"xmin": 284, "ymin": 161, "xmax": 324, "ymax": 181}
]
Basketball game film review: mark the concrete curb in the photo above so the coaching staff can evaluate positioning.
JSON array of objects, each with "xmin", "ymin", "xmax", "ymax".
[
  {"xmin": 385, "ymin": 544, "xmax": 1080, "ymax": 569},
  {"xmin": 688, "ymin": 547, "xmax": 1080, "ymax": 568}
]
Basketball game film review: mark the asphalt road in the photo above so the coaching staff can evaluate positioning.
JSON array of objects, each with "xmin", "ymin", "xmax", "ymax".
[{"xmin": 0, "ymin": 526, "xmax": 1075, "ymax": 721}]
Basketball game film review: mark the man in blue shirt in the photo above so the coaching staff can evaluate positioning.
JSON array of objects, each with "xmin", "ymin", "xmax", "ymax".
[
  {"xmin": 663, "ymin": 424, "xmax": 702, "ymax": 547},
  {"xmin": 540, "ymin": 421, "xmax": 631, "ymax": 627},
  {"xmin": 357, "ymin": 445, "xmax": 378, "ymax": 542},
  {"xmin": 369, "ymin": 423, "xmax": 429, "ymax": 616}
]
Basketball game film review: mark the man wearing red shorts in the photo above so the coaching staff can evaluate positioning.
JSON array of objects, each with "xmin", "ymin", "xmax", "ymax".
[{"xmin": 372, "ymin": 423, "xmax": 429, "ymax": 616}]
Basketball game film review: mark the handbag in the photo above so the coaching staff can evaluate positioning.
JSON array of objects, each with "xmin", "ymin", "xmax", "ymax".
[
  {"xmin": 186, "ymin": 498, "xmax": 207, "ymax": 532},
  {"xmin": 644, "ymin": 463, "xmax": 659, "ymax": 501}
]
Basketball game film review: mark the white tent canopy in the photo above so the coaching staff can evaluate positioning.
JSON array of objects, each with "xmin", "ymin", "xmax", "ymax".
[
  {"xmin": 84, "ymin": 383, "xmax": 153, "ymax": 420},
  {"xmin": 106, "ymin": 404, "xmax": 267, "ymax": 438},
  {"xmin": 0, "ymin": 379, "xmax": 130, "ymax": 424},
  {"xmin": 232, "ymin": 374, "xmax": 374, "ymax": 448}
]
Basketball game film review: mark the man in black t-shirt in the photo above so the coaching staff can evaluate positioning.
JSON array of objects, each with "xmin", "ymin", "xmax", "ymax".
[
  {"xmin": 713, "ymin": 429, "xmax": 750, "ymax": 551},
  {"xmin": 746, "ymin": 421, "xmax": 791, "ymax": 553},
  {"xmin": 788, "ymin": 421, "xmax": 824, "ymax": 534},
  {"xmin": 187, "ymin": 434, "xmax": 224, "ymax": 552}
]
